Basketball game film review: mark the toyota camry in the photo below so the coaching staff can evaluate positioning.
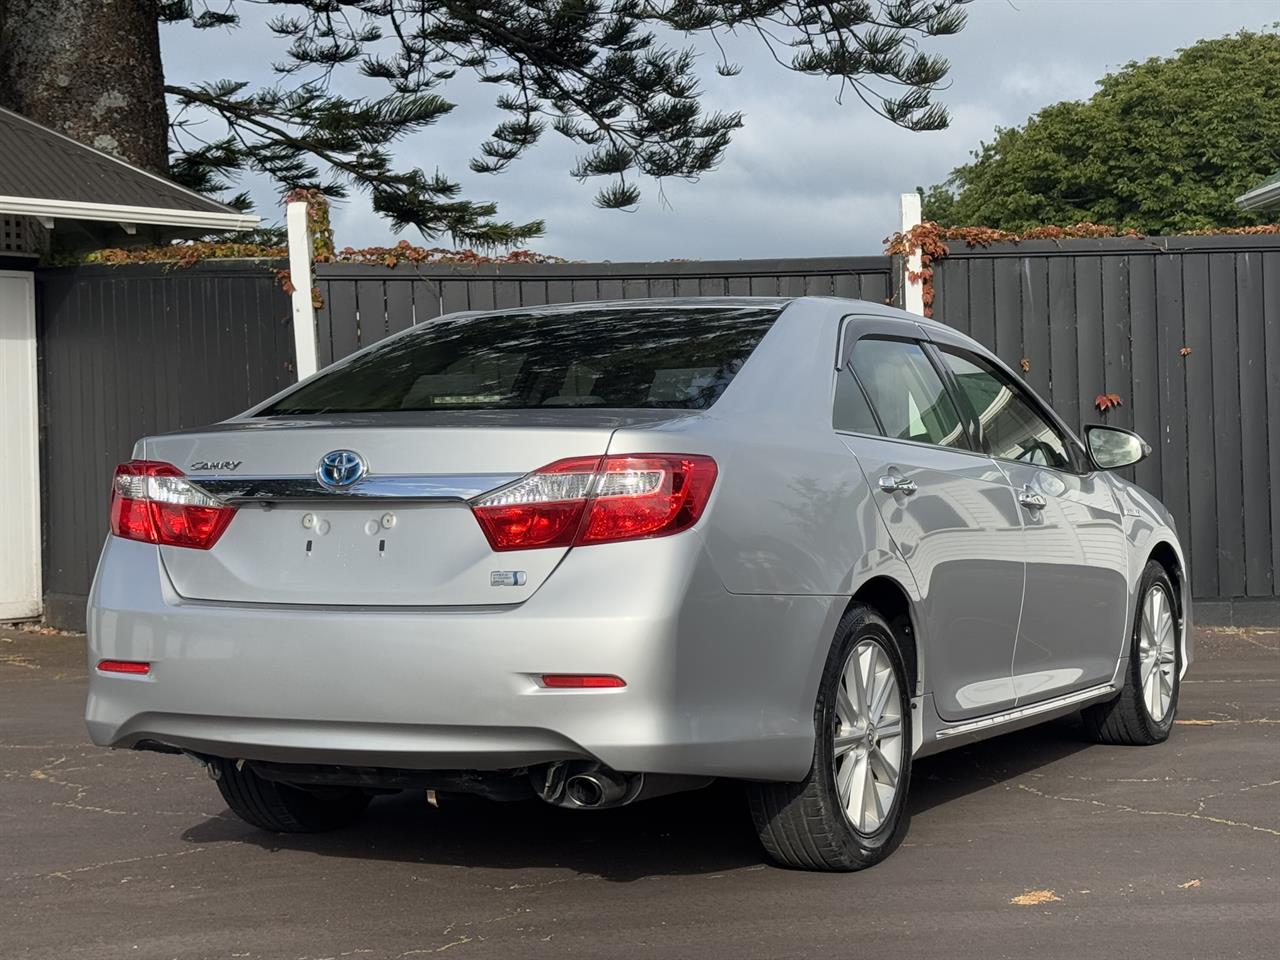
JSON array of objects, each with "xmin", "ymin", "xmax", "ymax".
[{"xmin": 86, "ymin": 297, "xmax": 1190, "ymax": 870}]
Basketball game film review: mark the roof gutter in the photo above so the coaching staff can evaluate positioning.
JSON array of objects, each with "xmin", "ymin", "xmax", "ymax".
[
  {"xmin": 1235, "ymin": 181, "xmax": 1280, "ymax": 212},
  {"xmin": 0, "ymin": 196, "xmax": 260, "ymax": 231}
]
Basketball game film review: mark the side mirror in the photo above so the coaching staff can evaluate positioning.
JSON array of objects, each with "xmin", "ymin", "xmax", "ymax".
[{"xmin": 1084, "ymin": 424, "xmax": 1150, "ymax": 470}]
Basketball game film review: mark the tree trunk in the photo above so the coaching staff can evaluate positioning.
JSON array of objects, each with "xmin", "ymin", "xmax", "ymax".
[{"xmin": 0, "ymin": 0, "xmax": 169, "ymax": 173}]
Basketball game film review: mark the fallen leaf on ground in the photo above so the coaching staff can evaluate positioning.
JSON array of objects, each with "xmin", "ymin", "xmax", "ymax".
[{"xmin": 1010, "ymin": 889, "xmax": 1062, "ymax": 906}]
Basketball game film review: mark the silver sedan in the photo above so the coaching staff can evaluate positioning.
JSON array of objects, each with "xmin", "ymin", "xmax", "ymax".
[{"xmin": 86, "ymin": 297, "xmax": 1189, "ymax": 870}]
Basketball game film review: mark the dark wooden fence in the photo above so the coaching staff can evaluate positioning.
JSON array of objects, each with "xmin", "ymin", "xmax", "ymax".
[
  {"xmin": 35, "ymin": 261, "xmax": 295, "ymax": 627},
  {"xmin": 931, "ymin": 235, "xmax": 1280, "ymax": 617},
  {"xmin": 32, "ymin": 243, "xmax": 1278, "ymax": 628},
  {"xmin": 311, "ymin": 257, "xmax": 895, "ymax": 366}
]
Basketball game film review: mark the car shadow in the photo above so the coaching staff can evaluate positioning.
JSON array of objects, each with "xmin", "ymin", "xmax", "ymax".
[
  {"xmin": 907, "ymin": 714, "xmax": 1095, "ymax": 816},
  {"xmin": 180, "ymin": 717, "xmax": 1096, "ymax": 880}
]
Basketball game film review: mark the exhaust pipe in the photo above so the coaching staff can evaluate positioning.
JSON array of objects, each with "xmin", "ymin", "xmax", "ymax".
[
  {"xmin": 534, "ymin": 761, "xmax": 711, "ymax": 810},
  {"xmin": 565, "ymin": 769, "xmax": 629, "ymax": 808}
]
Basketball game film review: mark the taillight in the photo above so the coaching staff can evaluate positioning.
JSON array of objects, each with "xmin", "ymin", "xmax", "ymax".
[
  {"xmin": 109, "ymin": 460, "xmax": 236, "ymax": 549},
  {"xmin": 471, "ymin": 454, "xmax": 717, "ymax": 551}
]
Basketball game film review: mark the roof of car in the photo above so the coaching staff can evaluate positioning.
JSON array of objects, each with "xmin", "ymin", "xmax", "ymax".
[{"xmin": 433, "ymin": 295, "xmax": 944, "ymax": 327}]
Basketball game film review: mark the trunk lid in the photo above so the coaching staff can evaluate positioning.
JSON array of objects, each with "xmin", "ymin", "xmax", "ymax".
[{"xmin": 146, "ymin": 411, "xmax": 690, "ymax": 606}]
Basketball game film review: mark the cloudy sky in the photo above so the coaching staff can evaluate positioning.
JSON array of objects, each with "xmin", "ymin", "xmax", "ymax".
[{"xmin": 163, "ymin": 1, "xmax": 1279, "ymax": 260}]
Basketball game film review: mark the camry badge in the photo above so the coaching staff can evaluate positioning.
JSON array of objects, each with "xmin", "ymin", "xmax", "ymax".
[
  {"xmin": 190, "ymin": 459, "xmax": 243, "ymax": 471},
  {"xmin": 317, "ymin": 449, "xmax": 367, "ymax": 488}
]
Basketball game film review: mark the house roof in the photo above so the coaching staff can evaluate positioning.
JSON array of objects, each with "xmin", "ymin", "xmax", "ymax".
[
  {"xmin": 1236, "ymin": 170, "xmax": 1280, "ymax": 212},
  {"xmin": 0, "ymin": 106, "xmax": 258, "ymax": 233}
]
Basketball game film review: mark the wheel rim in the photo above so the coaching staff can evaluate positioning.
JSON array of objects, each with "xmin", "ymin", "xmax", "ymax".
[
  {"xmin": 833, "ymin": 638, "xmax": 904, "ymax": 835},
  {"xmin": 1139, "ymin": 584, "xmax": 1178, "ymax": 722}
]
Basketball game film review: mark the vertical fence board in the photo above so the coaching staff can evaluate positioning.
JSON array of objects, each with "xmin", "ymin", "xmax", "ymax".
[
  {"xmin": 1154, "ymin": 254, "xmax": 1190, "ymax": 558},
  {"xmin": 859, "ymin": 272, "xmax": 889, "ymax": 304},
  {"xmin": 314, "ymin": 279, "xmax": 334, "ymax": 367},
  {"xmin": 494, "ymin": 279, "xmax": 520, "ymax": 310},
  {"xmin": 385, "ymin": 281, "xmax": 413, "ymax": 337},
  {"xmin": 546, "ymin": 279, "xmax": 574, "ymax": 304},
  {"xmin": 936, "ymin": 260, "xmax": 971, "ymax": 337},
  {"xmin": 1182, "ymin": 254, "xmax": 1218, "ymax": 598},
  {"xmin": 967, "ymin": 259, "xmax": 996, "ymax": 350},
  {"xmin": 1101, "ymin": 257, "xmax": 1134, "ymax": 433},
  {"xmin": 1129, "ymin": 256, "xmax": 1161, "ymax": 494},
  {"xmin": 326, "ymin": 280, "xmax": 359, "ymax": 365},
  {"xmin": 1263, "ymin": 253, "xmax": 1280, "ymax": 589},
  {"xmin": 993, "ymin": 258, "xmax": 1022, "ymax": 369},
  {"xmin": 1208, "ymin": 254, "xmax": 1245, "ymax": 597},
  {"xmin": 1020, "ymin": 259, "xmax": 1051, "ymax": 399},
  {"xmin": 519, "ymin": 280, "xmax": 547, "ymax": 306},
  {"xmin": 357, "ymin": 279, "xmax": 387, "ymax": 349},
  {"xmin": 1237, "ymin": 251, "xmax": 1271, "ymax": 596},
  {"xmin": 441, "ymin": 281, "xmax": 468, "ymax": 315},
  {"xmin": 1074, "ymin": 257, "xmax": 1104, "ymax": 437}
]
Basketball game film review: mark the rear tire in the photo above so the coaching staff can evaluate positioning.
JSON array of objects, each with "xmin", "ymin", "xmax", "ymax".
[
  {"xmin": 747, "ymin": 604, "xmax": 913, "ymax": 871},
  {"xmin": 213, "ymin": 759, "xmax": 371, "ymax": 833},
  {"xmin": 1082, "ymin": 561, "xmax": 1181, "ymax": 746}
]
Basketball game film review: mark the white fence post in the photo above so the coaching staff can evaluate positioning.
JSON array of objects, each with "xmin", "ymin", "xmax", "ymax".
[
  {"xmin": 286, "ymin": 200, "xmax": 319, "ymax": 380},
  {"xmin": 899, "ymin": 192, "xmax": 925, "ymax": 316}
]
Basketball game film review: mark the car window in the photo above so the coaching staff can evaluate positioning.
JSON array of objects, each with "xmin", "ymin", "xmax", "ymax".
[
  {"xmin": 850, "ymin": 338, "xmax": 968, "ymax": 449},
  {"xmin": 258, "ymin": 304, "xmax": 783, "ymax": 415},
  {"xmin": 938, "ymin": 348, "xmax": 1075, "ymax": 471},
  {"xmin": 832, "ymin": 366, "xmax": 880, "ymax": 434}
]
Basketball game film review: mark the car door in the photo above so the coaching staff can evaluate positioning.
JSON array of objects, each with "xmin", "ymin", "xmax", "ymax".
[
  {"xmin": 837, "ymin": 324, "xmax": 1026, "ymax": 722},
  {"xmin": 931, "ymin": 340, "xmax": 1130, "ymax": 703}
]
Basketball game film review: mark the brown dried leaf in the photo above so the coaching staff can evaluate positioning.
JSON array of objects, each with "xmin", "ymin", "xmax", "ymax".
[{"xmin": 1010, "ymin": 889, "xmax": 1063, "ymax": 906}]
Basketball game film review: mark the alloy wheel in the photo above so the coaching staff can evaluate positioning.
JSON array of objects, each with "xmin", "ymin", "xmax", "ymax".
[
  {"xmin": 833, "ymin": 638, "xmax": 904, "ymax": 834},
  {"xmin": 1139, "ymin": 584, "xmax": 1178, "ymax": 722}
]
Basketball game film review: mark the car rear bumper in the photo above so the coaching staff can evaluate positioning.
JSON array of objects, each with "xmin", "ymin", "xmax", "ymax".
[{"xmin": 86, "ymin": 536, "xmax": 839, "ymax": 781}]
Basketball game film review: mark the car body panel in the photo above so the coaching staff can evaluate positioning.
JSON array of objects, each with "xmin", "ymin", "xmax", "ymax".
[
  {"xmin": 997, "ymin": 459, "xmax": 1130, "ymax": 702},
  {"xmin": 86, "ymin": 296, "xmax": 1193, "ymax": 783}
]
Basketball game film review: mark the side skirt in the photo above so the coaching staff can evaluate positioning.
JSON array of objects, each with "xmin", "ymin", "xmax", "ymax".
[{"xmin": 913, "ymin": 683, "xmax": 1117, "ymax": 758}]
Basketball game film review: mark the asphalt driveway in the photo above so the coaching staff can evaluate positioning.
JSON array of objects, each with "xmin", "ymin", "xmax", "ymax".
[{"xmin": 3, "ymin": 624, "xmax": 1277, "ymax": 959}]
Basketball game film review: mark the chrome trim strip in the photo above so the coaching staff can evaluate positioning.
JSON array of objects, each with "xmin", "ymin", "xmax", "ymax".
[
  {"xmin": 934, "ymin": 683, "xmax": 1117, "ymax": 739},
  {"xmin": 190, "ymin": 473, "xmax": 523, "ymax": 503}
]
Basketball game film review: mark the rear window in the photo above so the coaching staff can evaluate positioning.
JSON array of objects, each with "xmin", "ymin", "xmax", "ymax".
[{"xmin": 258, "ymin": 304, "xmax": 783, "ymax": 415}]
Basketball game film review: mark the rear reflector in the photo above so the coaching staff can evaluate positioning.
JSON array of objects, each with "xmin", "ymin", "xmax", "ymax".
[
  {"xmin": 541, "ymin": 674, "xmax": 626, "ymax": 689},
  {"xmin": 97, "ymin": 659, "xmax": 151, "ymax": 675},
  {"xmin": 472, "ymin": 454, "xmax": 717, "ymax": 551},
  {"xmin": 110, "ymin": 460, "xmax": 236, "ymax": 549}
]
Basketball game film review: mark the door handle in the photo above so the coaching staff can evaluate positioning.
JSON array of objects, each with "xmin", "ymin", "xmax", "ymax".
[
  {"xmin": 1018, "ymin": 489, "xmax": 1047, "ymax": 511},
  {"xmin": 878, "ymin": 475, "xmax": 918, "ymax": 495}
]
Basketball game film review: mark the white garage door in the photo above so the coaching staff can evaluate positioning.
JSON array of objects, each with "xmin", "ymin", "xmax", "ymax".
[{"xmin": 0, "ymin": 271, "xmax": 40, "ymax": 621}]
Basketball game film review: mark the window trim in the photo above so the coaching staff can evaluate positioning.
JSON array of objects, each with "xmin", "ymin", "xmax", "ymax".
[
  {"xmin": 846, "ymin": 334, "xmax": 977, "ymax": 453},
  {"xmin": 831, "ymin": 361, "xmax": 886, "ymax": 437},
  {"xmin": 931, "ymin": 342, "xmax": 1089, "ymax": 477}
]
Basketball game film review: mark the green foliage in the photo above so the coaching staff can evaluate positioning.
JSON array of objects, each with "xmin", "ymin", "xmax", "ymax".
[
  {"xmin": 160, "ymin": 0, "xmax": 971, "ymax": 245},
  {"xmin": 923, "ymin": 31, "xmax": 1280, "ymax": 232}
]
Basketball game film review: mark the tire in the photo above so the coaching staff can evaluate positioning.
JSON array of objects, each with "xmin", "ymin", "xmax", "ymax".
[
  {"xmin": 747, "ymin": 604, "xmax": 913, "ymax": 871},
  {"xmin": 213, "ymin": 759, "xmax": 372, "ymax": 833},
  {"xmin": 1082, "ymin": 561, "xmax": 1181, "ymax": 746}
]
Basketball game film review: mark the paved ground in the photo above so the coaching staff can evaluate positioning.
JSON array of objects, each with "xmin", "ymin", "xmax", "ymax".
[{"xmin": 2, "ymin": 626, "xmax": 1277, "ymax": 960}]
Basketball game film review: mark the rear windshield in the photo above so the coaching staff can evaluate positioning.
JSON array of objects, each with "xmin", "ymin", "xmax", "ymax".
[{"xmin": 257, "ymin": 304, "xmax": 783, "ymax": 415}]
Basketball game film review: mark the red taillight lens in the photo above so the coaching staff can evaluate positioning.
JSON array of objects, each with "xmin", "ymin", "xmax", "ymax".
[
  {"xmin": 471, "ymin": 454, "xmax": 717, "ymax": 551},
  {"xmin": 580, "ymin": 455, "xmax": 718, "ymax": 544},
  {"xmin": 109, "ymin": 460, "xmax": 236, "ymax": 549},
  {"xmin": 541, "ymin": 674, "xmax": 626, "ymax": 689},
  {"xmin": 97, "ymin": 659, "xmax": 151, "ymax": 675}
]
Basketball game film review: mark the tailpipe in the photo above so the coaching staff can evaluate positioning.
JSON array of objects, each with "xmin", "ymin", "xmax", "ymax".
[
  {"xmin": 565, "ymin": 768, "xmax": 629, "ymax": 808},
  {"xmin": 534, "ymin": 761, "xmax": 710, "ymax": 810}
]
